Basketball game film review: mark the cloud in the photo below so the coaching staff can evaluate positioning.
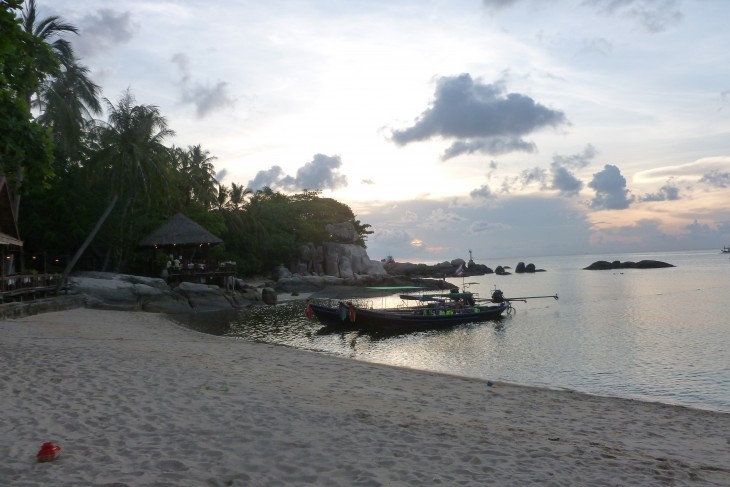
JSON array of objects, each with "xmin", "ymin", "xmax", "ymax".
[
  {"xmin": 247, "ymin": 166, "xmax": 293, "ymax": 191},
  {"xmin": 640, "ymin": 180, "xmax": 681, "ymax": 201},
  {"xmin": 247, "ymin": 154, "xmax": 348, "ymax": 193},
  {"xmin": 550, "ymin": 165, "xmax": 583, "ymax": 196},
  {"xmin": 698, "ymin": 169, "xmax": 730, "ymax": 188},
  {"xmin": 470, "ymin": 184, "xmax": 496, "ymax": 199},
  {"xmin": 171, "ymin": 53, "xmax": 235, "ymax": 118},
  {"xmin": 588, "ymin": 164, "xmax": 634, "ymax": 210},
  {"xmin": 469, "ymin": 220, "xmax": 510, "ymax": 233},
  {"xmin": 390, "ymin": 74, "xmax": 567, "ymax": 158},
  {"xmin": 293, "ymin": 154, "xmax": 348, "ymax": 191},
  {"xmin": 442, "ymin": 137, "xmax": 536, "ymax": 161},
  {"xmin": 72, "ymin": 9, "xmax": 136, "ymax": 59},
  {"xmin": 481, "ymin": 0, "xmax": 521, "ymax": 12},
  {"xmin": 215, "ymin": 168, "xmax": 228, "ymax": 183},
  {"xmin": 634, "ymin": 157, "xmax": 730, "ymax": 183},
  {"xmin": 419, "ymin": 208, "xmax": 466, "ymax": 230},
  {"xmin": 520, "ymin": 167, "xmax": 548, "ymax": 189},
  {"xmin": 581, "ymin": 0, "xmax": 684, "ymax": 33},
  {"xmin": 547, "ymin": 145, "xmax": 595, "ymax": 196}
]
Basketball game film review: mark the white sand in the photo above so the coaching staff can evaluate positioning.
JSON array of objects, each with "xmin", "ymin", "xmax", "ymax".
[{"xmin": 1, "ymin": 308, "xmax": 728, "ymax": 486}]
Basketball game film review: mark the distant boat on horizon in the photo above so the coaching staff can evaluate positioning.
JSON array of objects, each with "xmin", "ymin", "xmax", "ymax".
[{"xmin": 722, "ymin": 246, "xmax": 729, "ymax": 253}]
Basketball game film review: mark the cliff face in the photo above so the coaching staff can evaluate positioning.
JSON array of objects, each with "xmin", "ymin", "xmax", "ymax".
[
  {"xmin": 289, "ymin": 241, "xmax": 387, "ymax": 278},
  {"xmin": 288, "ymin": 222, "xmax": 387, "ymax": 279}
]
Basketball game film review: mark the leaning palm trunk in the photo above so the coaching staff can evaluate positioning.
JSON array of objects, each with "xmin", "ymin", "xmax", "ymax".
[{"xmin": 58, "ymin": 194, "xmax": 118, "ymax": 291}]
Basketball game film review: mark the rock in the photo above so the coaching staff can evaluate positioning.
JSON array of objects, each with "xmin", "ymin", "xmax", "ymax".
[
  {"xmin": 584, "ymin": 259, "xmax": 675, "ymax": 270},
  {"xmin": 174, "ymin": 282, "xmax": 238, "ymax": 312},
  {"xmin": 68, "ymin": 272, "xmax": 264, "ymax": 313},
  {"xmin": 495, "ymin": 266, "xmax": 511, "ymax": 275},
  {"xmin": 272, "ymin": 265, "xmax": 292, "ymax": 280},
  {"xmin": 261, "ymin": 287, "xmax": 278, "ymax": 305},
  {"xmin": 515, "ymin": 262, "xmax": 526, "ymax": 273}
]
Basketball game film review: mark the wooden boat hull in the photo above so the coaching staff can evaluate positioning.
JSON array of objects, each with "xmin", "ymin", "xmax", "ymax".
[{"xmin": 308, "ymin": 302, "xmax": 508, "ymax": 332}]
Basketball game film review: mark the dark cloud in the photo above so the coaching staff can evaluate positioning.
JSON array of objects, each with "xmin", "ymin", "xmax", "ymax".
[
  {"xmin": 215, "ymin": 168, "xmax": 228, "ymax": 183},
  {"xmin": 390, "ymin": 74, "xmax": 567, "ymax": 158},
  {"xmin": 470, "ymin": 221, "xmax": 509, "ymax": 233},
  {"xmin": 294, "ymin": 154, "xmax": 348, "ymax": 191},
  {"xmin": 582, "ymin": 0, "xmax": 683, "ymax": 33},
  {"xmin": 442, "ymin": 137, "xmax": 536, "ymax": 160},
  {"xmin": 171, "ymin": 53, "xmax": 235, "ymax": 118},
  {"xmin": 74, "ymin": 9, "xmax": 136, "ymax": 58},
  {"xmin": 247, "ymin": 166, "xmax": 293, "ymax": 191},
  {"xmin": 247, "ymin": 154, "xmax": 348, "ymax": 193},
  {"xmin": 550, "ymin": 165, "xmax": 583, "ymax": 196},
  {"xmin": 640, "ymin": 181, "xmax": 681, "ymax": 201},
  {"xmin": 698, "ymin": 169, "xmax": 730, "ymax": 188},
  {"xmin": 470, "ymin": 184, "xmax": 495, "ymax": 199},
  {"xmin": 548, "ymin": 145, "xmax": 595, "ymax": 197},
  {"xmin": 481, "ymin": 0, "xmax": 521, "ymax": 11},
  {"xmin": 588, "ymin": 164, "xmax": 634, "ymax": 209}
]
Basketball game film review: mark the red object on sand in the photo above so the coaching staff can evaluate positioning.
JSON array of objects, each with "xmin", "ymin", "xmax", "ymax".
[{"xmin": 37, "ymin": 442, "xmax": 61, "ymax": 462}]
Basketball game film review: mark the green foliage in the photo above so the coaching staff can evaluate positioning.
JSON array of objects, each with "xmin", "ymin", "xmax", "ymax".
[
  {"xmin": 11, "ymin": 1, "xmax": 376, "ymax": 278},
  {"xmin": 0, "ymin": 0, "xmax": 55, "ymax": 194}
]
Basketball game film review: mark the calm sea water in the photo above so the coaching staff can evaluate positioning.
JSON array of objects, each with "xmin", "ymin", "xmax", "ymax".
[{"xmin": 181, "ymin": 249, "xmax": 730, "ymax": 413}]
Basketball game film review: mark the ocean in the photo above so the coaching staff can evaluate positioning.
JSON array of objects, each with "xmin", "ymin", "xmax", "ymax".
[{"xmin": 185, "ymin": 249, "xmax": 730, "ymax": 413}]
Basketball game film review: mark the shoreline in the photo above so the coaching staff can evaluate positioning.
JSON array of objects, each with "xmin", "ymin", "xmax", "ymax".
[{"xmin": 2, "ymin": 308, "xmax": 728, "ymax": 485}]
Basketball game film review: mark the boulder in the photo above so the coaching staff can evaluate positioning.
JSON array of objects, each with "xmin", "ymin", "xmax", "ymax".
[
  {"xmin": 174, "ymin": 282, "xmax": 238, "ymax": 312},
  {"xmin": 584, "ymin": 259, "xmax": 675, "ymax": 270},
  {"xmin": 261, "ymin": 287, "xmax": 278, "ymax": 305},
  {"xmin": 69, "ymin": 272, "xmax": 262, "ymax": 313}
]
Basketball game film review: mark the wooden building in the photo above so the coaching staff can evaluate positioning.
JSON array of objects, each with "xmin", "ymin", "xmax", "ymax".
[{"xmin": 138, "ymin": 213, "xmax": 234, "ymax": 286}]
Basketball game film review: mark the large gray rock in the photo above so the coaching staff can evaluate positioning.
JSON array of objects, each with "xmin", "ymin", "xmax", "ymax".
[
  {"xmin": 174, "ymin": 282, "xmax": 238, "ymax": 312},
  {"xmin": 69, "ymin": 272, "xmax": 253, "ymax": 313}
]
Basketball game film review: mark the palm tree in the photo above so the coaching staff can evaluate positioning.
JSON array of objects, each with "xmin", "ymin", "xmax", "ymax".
[
  {"xmin": 215, "ymin": 184, "xmax": 230, "ymax": 211},
  {"xmin": 228, "ymin": 182, "xmax": 252, "ymax": 210},
  {"xmin": 187, "ymin": 145, "xmax": 218, "ymax": 208},
  {"xmin": 75, "ymin": 89, "xmax": 175, "ymax": 270},
  {"xmin": 19, "ymin": 0, "xmax": 102, "ymax": 212}
]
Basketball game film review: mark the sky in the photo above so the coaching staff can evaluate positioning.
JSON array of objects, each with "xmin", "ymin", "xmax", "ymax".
[{"xmin": 46, "ymin": 0, "xmax": 730, "ymax": 263}]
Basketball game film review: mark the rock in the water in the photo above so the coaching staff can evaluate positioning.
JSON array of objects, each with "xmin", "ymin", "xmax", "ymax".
[
  {"xmin": 261, "ymin": 287, "xmax": 278, "ymax": 305},
  {"xmin": 584, "ymin": 259, "xmax": 674, "ymax": 270}
]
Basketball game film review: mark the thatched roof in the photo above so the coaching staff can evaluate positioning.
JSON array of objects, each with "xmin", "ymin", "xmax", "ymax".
[
  {"xmin": 0, "ymin": 177, "xmax": 22, "ymax": 247},
  {"xmin": 138, "ymin": 213, "xmax": 223, "ymax": 248}
]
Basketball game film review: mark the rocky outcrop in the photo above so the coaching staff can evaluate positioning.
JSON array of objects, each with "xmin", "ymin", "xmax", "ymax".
[
  {"xmin": 288, "ymin": 242, "xmax": 386, "ymax": 280},
  {"xmin": 584, "ymin": 260, "xmax": 675, "ymax": 270},
  {"xmin": 515, "ymin": 262, "xmax": 545, "ymax": 273},
  {"xmin": 69, "ymin": 272, "xmax": 260, "ymax": 313}
]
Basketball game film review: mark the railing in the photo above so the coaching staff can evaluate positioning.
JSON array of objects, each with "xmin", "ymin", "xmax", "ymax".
[{"xmin": 0, "ymin": 273, "xmax": 64, "ymax": 302}]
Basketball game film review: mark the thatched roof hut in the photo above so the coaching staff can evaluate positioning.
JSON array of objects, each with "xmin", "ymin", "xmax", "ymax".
[{"xmin": 138, "ymin": 213, "xmax": 222, "ymax": 249}]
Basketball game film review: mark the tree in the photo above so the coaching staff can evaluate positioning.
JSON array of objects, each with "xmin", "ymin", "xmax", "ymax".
[
  {"xmin": 16, "ymin": 0, "xmax": 101, "ymax": 215},
  {"xmin": 0, "ymin": 0, "xmax": 55, "ymax": 216},
  {"xmin": 85, "ymin": 89, "xmax": 175, "ymax": 269},
  {"xmin": 228, "ymin": 182, "xmax": 251, "ymax": 210}
]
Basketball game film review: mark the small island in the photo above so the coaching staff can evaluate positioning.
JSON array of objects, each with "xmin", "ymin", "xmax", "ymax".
[{"xmin": 583, "ymin": 260, "xmax": 675, "ymax": 270}]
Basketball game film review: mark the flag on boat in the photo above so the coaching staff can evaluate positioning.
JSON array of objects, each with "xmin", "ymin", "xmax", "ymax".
[{"xmin": 455, "ymin": 263, "xmax": 465, "ymax": 276}]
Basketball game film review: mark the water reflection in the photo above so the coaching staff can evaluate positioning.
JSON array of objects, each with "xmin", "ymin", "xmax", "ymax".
[{"xmin": 168, "ymin": 250, "xmax": 730, "ymax": 412}]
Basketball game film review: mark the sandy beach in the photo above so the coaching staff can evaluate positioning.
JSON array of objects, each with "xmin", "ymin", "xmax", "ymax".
[{"xmin": 1, "ymin": 308, "xmax": 728, "ymax": 486}]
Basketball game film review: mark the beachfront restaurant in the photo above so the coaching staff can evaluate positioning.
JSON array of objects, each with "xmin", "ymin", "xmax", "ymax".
[{"xmin": 138, "ymin": 212, "xmax": 235, "ymax": 287}]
